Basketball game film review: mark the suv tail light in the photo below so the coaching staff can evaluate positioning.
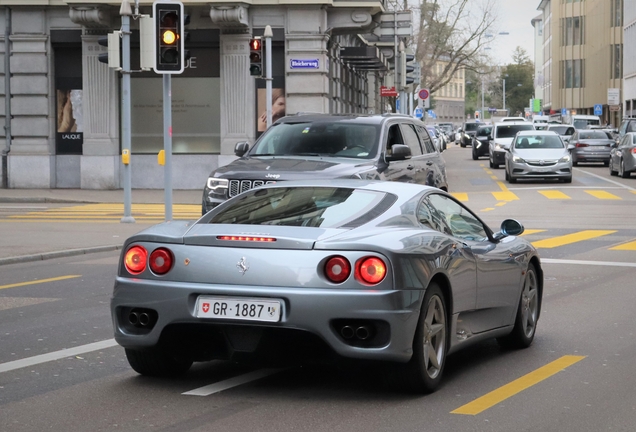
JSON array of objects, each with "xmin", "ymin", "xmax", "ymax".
[
  {"xmin": 355, "ymin": 257, "xmax": 387, "ymax": 285},
  {"xmin": 124, "ymin": 246, "xmax": 147, "ymax": 275},
  {"xmin": 324, "ymin": 256, "xmax": 351, "ymax": 283},
  {"xmin": 575, "ymin": 142, "xmax": 588, "ymax": 148}
]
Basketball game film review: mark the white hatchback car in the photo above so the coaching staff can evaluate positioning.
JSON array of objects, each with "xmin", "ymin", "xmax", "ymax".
[{"xmin": 504, "ymin": 130, "xmax": 573, "ymax": 183}]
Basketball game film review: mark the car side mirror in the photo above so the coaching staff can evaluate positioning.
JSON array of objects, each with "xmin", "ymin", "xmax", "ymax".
[
  {"xmin": 387, "ymin": 144, "xmax": 411, "ymax": 161},
  {"xmin": 234, "ymin": 141, "xmax": 250, "ymax": 157},
  {"xmin": 567, "ymin": 144, "xmax": 575, "ymax": 151},
  {"xmin": 493, "ymin": 219, "xmax": 524, "ymax": 241},
  {"xmin": 488, "ymin": 135, "xmax": 494, "ymax": 140}
]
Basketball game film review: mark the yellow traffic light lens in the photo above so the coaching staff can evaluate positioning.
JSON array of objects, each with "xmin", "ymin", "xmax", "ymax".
[{"xmin": 162, "ymin": 30, "xmax": 177, "ymax": 45}]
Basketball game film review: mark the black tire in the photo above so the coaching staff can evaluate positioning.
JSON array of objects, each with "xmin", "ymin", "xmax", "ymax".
[
  {"xmin": 393, "ymin": 283, "xmax": 448, "ymax": 394},
  {"xmin": 620, "ymin": 160, "xmax": 630, "ymax": 178},
  {"xmin": 603, "ymin": 161, "xmax": 609, "ymax": 167},
  {"xmin": 563, "ymin": 176, "xmax": 572, "ymax": 183},
  {"xmin": 493, "ymin": 162, "xmax": 499, "ymax": 169},
  {"xmin": 472, "ymin": 149, "xmax": 478, "ymax": 160},
  {"xmin": 573, "ymin": 161, "xmax": 579, "ymax": 167},
  {"xmin": 489, "ymin": 158, "xmax": 494, "ymax": 168},
  {"xmin": 505, "ymin": 169, "xmax": 510, "ymax": 181},
  {"xmin": 508, "ymin": 174, "xmax": 517, "ymax": 183},
  {"xmin": 497, "ymin": 263, "xmax": 540, "ymax": 349},
  {"xmin": 125, "ymin": 348, "xmax": 193, "ymax": 377},
  {"xmin": 609, "ymin": 159, "xmax": 618, "ymax": 176}
]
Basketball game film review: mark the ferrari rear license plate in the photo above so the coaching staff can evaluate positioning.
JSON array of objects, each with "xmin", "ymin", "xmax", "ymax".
[{"xmin": 195, "ymin": 296, "xmax": 281, "ymax": 322}]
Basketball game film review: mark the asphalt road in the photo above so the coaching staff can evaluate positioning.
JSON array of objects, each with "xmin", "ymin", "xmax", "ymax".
[{"xmin": 1, "ymin": 144, "xmax": 635, "ymax": 431}]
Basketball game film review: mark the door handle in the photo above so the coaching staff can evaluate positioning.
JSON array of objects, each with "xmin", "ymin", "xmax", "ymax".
[{"xmin": 426, "ymin": 161, "xmax": 433, "ymax": 166}]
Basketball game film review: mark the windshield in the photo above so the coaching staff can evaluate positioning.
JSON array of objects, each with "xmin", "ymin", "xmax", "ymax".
[
  {"xmin": 573, "ymin": 118, "xmax": 600, "ymax": 129},
  {"xmin": 477, "ymin": 127, "xmax": 492, "ymax": 136},
  {"xmin": 209, "ymin": 187, "xmax": 388, "ymax": 228},
  {"xmin": 514, "ymin": 135, "xmax": 564, "ymax": 149},
  {"xmin": 579, "ymin": 131, "xmax": 611, "ymax": 140},
  {"xmin": 251, "ymin": 121, "xmax": 380, "ymax": 159},
  {"xmin": 464, "ymin": 123, "xmax": 480, "ymax": 131},
  {"xmin": 495, "ymin": 124, "xmax": 534, "ymax": 138}
]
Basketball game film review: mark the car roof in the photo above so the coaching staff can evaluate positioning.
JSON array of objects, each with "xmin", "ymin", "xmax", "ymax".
[
  {"xmin": 276, "ymin": 113, "xmax": 414, "ymax": 126},
  {"xmin": 516, "ymin": 130, "xmax": 559, "ymax": 136},
  {"xmin": 494, "ymin": 121, "xmax": 531, "ymax": 126}
]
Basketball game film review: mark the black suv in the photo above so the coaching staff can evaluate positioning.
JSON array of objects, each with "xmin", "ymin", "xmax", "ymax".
[
  {"xmin": 202, "ymin": 114, "xmax": 448, "ymax": 214},
  {"xmin": 471, "ymin": 124, "xmax": 492, "ymax": 159},
  {"xmin": 459, "ymin": 121, "xmax": 481, "ymax": 147}
]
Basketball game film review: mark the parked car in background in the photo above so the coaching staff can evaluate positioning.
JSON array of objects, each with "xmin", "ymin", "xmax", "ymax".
[
  {"xmin": 504, "ymin": 130, "xmax": 572, "ymax": 183},
  {"xmin": 472, "ymin": 124, "xmax": 493, "ymax": 160},
  {"xmin": 546, "ymin": 124, "xmax": 575, "ymax": 144},
  {"xmin": 202, "ymin": 114, "xmax": 448, "ymax": 214},
  {"xmin": 427, "ymin": 125, "xmax": 447, "ymax": 152},
  {"xmin": 609, "ymin": 132, "xmax": 636, "ymax": 178},
  {"xmin": 114, "ymin": 180, "xmax": 543, "ymax": 393},
  {"xmin": 617, "ymin": 118, "xmax": 636, "ymax": 143},
  {"xmin": 501, "ymin": 117, "xmax": 528, "ymax": 122},
  {"xmin": 458, "ymin": 121, "xmax": 481, "ymax": 147},
  {"xmin": 489, "ymin": 121, "xmax": 536, "ymax": 168},
  {"xmin": 437, "ymin": 122, "xmax": 454, "ymax": 140},
  {"xmin": 569, "ymin": 129, "xmax": 614, "ymax": 166}
]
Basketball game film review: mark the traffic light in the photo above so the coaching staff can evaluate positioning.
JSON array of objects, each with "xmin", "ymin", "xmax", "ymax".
[
  {"xmin": 249, "ymin": 37, "xmax": 263, "ymax": 77},
  {"xmin": 403, "ymin": 50, "xmax": 415, "ymax": 86},
  {"xmin": 153, "ymin": 1, "xmax": 184, "ymax": 74},
  {"xmin": 97, "ymin": 31, "xmax": 121, "ymax": 69}
]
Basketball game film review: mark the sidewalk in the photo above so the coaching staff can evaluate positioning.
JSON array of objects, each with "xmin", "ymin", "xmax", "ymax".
[{"xmin": 0, "ymin": 189, "xmax": 203, "ymax": 266}]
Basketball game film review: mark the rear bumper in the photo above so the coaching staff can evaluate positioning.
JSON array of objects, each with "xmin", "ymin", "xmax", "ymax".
[{"xmin": 111, "ymin": 278, "xmax": 424, "ymax": 363}]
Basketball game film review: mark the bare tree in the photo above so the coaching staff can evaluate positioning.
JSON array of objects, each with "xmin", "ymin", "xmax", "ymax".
[{"xmin": 414, "ymin": 0, "xmax": 499, "ymax": 94}]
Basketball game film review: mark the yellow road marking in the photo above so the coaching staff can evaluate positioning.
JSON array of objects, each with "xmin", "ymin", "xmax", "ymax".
[
  {"xmin": 538, "ymin": 190, "xmax": 571, "ymax": 200},
  {"xmin": 492, "ymin": 181, "xmax": 519, "ymax": 201},
  {"xmin": 585, "ymin": 190, "xmax": 621, "ymax": 200},
  {"xmin": 495, "ymin": 202, "xmax": 507, "ymax": 207},
  {"xmin": 480, "ymin": 208, "xmax": 495, "ymax": 212},
  {"xmin": 490, "ymin": 176, "xmax": 498, "ymax": 180},
  {"xmin": 532, "ymin": 230, "xmax": 616, "ymax": 248},
  {"xmin": 609, "ymin": 240, "xmax": 636, "ymax": 251},
  {"xmin": 520, "ymin": 229, "xmax": 546, "ymax": 236},
  {"xmin": 451, "ymin": 193, "xmax": 469, "ymax": 202},
  {"xmin": 451, "ymin": 355, "xmax": 586, "ymax": 415},
  {"xmin": 0, "ymin": 275, "xmax": 81, "ymax": 291},
  {"xmin": 486, "ymin": 170, "xmax": 493, "ymax": 175}
]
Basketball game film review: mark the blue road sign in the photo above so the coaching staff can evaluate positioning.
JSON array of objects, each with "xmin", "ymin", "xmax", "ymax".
[
  {"xmin": 396, "ymin": 98, "xmax": 400, "ymax": 111},
  {"xmin": 561, "ymin": 108, "xmax": 567, "ymax": 116},
  {"xmin": 414, "ymin": 107, "xmax": 423, "ymax": 119},
  {"xmin": 427, "ymin": 110, "xmax": 437, "ymax": 119},
  {"xmin": 289, "ymin": 59, "xmax": 319, "ymax": 69},
  {"xmin": 594, "ymin": 104, "xmax": 603, "ymax": 116}
]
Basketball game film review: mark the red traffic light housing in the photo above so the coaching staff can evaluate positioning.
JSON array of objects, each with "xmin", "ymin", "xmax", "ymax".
[{"xmin": 249, "ymin": 37, "xmax": 263, "ymax": 77}]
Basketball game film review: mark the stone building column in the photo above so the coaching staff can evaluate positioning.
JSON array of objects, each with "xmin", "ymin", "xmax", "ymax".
[
  {"xmin": 79, "ymin": 35, "xmax": 120, "ymax": 189},
  {"xmin": 219, "ymin": 32, "xmax": 255, "ymax": 156},
  {"xmin": 285, "ymin": 8, "xmax": 330, "ymax": 114}
]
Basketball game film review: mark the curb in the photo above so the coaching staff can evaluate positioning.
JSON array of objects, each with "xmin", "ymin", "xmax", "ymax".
[
  {"xmin": 0, "ymin": 245, "xmax": 123, "ymax": 266},
  {"xmin": 0, "ymin": 197, "xmax": 96, "ymax": 204}
]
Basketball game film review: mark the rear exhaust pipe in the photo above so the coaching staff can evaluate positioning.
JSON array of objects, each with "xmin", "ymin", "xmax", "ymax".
[
  {"xmin": 340, "ymin": 326, "xmax": 354, "ymax": 339},
  {"xmin": 128, "ymin": 312, "xmax": 139, "ymax": 325},
  {"xmin": 138, "ymin": 312, "xmax": 150, "ymax": 326},
  {"xmin": 355, "ymin": 326, "xmax": 370, "ymax": 340}
]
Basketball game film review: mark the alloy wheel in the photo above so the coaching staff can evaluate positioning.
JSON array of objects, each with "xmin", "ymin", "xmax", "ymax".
[
  {"xmin": 422, "ymin": 295, "xmax": 446, "ymax": 379},
  {"xmin": 521, "ymin": 269, "xmax": 539, "ymax": 338}
]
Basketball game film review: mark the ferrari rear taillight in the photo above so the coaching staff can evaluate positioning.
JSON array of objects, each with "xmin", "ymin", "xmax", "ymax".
[
  {"xmin": 124, "ymin": 246, "xmax": 147, "ymax": 275},
  {"xmin": 632, "ymin": 148, "xmax": 636, "ymax": 155},
  {"xmin": 149, "ymin": 248, "xmax": 173, "ymax": 275},
  {"xmin": 356, "ymin": 257, "xmax": 387, "ymax": 285},
  {"xmin": 324, "ymin": 256, "xmax": 351, "ymax": 283}
]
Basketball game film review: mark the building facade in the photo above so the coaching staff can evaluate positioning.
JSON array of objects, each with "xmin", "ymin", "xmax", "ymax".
[
  {"xmin": 623, "ymin": 0, "xmax": 636, "ymax": 117},
  {"xmin": 1, "ymin": 1, "xmax": 392, "ymax": 190},
  {"xmin": 430, "ymin": 60, "xmax": 465, "ymax": 124},
  {"xmin": 537, "ymin": 0, "xmax": 623, "ymax": 127},
  {"xmin": 531, "ymin": 14, "xmax": 544, "ymax": 106}
]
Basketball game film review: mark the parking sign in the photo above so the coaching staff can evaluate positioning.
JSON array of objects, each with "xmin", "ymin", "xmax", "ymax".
[{"xmin": 594, "ymin": 104, "xmax": 603, "ymax": 116}]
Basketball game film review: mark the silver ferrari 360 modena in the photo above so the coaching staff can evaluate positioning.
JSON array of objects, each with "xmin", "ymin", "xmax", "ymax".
[{"xmin": 111, "ymin": 180, "xmax": 543, "ymax": 393}]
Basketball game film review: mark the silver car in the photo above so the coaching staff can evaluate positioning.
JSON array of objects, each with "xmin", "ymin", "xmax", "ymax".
[
  {"xmin": 609, "ymin": 132, "xmax": 636, "ymax": 178},
  {"xmin": 570, "ymin": 129, "xmax": 614, "ymax": 166},
  {"xmin": 505, "ymin": 130, "xmax": 572, "ymax": 183},
  {"xmin": 112, "ymin": 180, "xmax": 543, "ymax": 393}
]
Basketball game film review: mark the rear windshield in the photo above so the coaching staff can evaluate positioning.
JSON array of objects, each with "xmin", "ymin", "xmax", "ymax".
[
  {"xmin": 514, "ymin": 135, "xmax": 564, "ymax": 149},
  {"xmin": 579, "ymin": 131, "xmax": 611, "ymax": 140},
  {"xmin": 250, "ymin": 122, "xmax": 380, "ymax": 159},
  {"xmin": 209, "ymin": 187, "xmax": 388, "ymax": 228},
  {"xmin": 548, "ymin": 126, "xmax": 572, "ymax": 135},
  {"xmin": 496, "ymin": 124, "xmax": 534, "ymax": 138},
  {"xmin": 464, "ymin": 123, "xmax": 480, "ymax": 131},
  {"xmin": 573, "ymin": 118, "xmax": 600, "ymax": 129}
]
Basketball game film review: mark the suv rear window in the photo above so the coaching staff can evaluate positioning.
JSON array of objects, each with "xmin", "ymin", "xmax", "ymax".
[
  {"xmin": 495, "ymin": 124, "xmax": 534, "ymax": 138},
  {"xmin": 209, "ymin": 187, "xmax": 388, "ymax": 228},
  {"xmin": 464, "ymin": 123, "xmax": 480, "ymax": 131},
  {"xmin": 251, "ymin": 122, "xmax": 380, "ymax": 159}
]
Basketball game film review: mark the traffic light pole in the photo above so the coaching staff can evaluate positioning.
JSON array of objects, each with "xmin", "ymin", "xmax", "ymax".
[
  {"xmin": 264, "ymin": 25, "xmax": 273, "ymax": 128},
  {"xmin": 163, "ymin": 74, "xmax": 173, "ymax": 221},
  {"xmin": 120, "ymin": 1, "xmax": 135, "ymax": 223}
]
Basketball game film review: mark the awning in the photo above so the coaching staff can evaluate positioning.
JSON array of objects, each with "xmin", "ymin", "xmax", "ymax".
[{"xmin": 340, "ymin": 47, "xmax": 388, "ymax": 72}]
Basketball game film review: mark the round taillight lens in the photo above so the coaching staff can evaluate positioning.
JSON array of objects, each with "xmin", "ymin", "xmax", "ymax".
[
  {"xmin": 149, "ymin": 248, "xmax": 173, "ymax": 275},
  {"xmin": 124, "ymin": 246, "xmax": 147, "ymax": 275},
  {"xmin": 356, "ymin": 257, "xmax": 387, "ymax": 285},
  {"xmin": 324, "ymin": 256, "xmax": 351, "ymax": 283}
]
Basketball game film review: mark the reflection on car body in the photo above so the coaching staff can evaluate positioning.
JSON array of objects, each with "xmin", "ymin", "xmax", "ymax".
[{"xmin": 113, "ymin": 180, "xmax": 543, "ymax": 394}]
